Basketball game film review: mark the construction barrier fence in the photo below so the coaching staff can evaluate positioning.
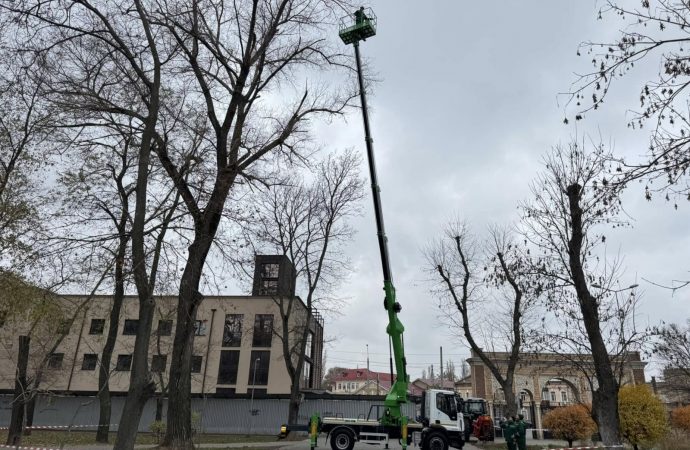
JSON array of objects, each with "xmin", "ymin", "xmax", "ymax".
[{"xmin": 0, "ymin": 394, "xmax": 417, "ymax": 435}]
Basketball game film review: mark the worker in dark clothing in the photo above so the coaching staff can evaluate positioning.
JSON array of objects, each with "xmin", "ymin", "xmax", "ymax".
[
  {"xmin": 516, "ymin": 414, "xmax": 527, "ymax": 450},
  {"xmin": 354, "ymin": 6, "xmax": 368, "ymax": 25},
  {"xmin": 500, "ymin": 417, "xmax": 517, "ymax": 450}
]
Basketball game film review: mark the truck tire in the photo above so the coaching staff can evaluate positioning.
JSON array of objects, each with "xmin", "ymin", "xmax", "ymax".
[
  {"xmin": 423, "ymin": 430, "xmax": 448, "ymax": 450},
  {"xmin": 330, "ymin": 428, "xmax": 355, "ymax": 450}
]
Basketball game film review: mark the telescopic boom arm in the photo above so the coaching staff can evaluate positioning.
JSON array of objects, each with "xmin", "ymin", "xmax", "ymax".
[{"xmin": 339, "ymin": 8, "xmax": 408, "ymax": 426}]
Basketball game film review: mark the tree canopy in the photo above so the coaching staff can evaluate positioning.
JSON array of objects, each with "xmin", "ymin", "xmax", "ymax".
[
  {"xmin": 542, "ymin": 404, "xmax": 598, "ymax": 447},
  {"xmin": 619, "ymin": 384, "xmax": 669, "ymax": 450}
]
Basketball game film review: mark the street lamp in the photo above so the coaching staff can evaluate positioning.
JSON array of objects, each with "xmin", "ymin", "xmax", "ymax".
[{"xmin": 248, "ymin": 357, "xmax": 260, "ymax": 435}]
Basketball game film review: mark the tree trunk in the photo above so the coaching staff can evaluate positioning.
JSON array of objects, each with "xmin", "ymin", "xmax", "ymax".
[
  {"xmin": 96, "ymin": 387, "xmax": 112, "ymax": 443},
  {"xmin": 7, "ymin": 335, "xmax": 30, "ymax": 445},
  {"xmin": 502, "ymin": 379, "xmax": 518, "ymax": 418},
  {"xmin": 161, "ymin": 290, "xmax": 199, "ymax": 450},
  {"xmin": 24, "ymin": 396, "xmax": 36, "ymax": 436},
  {"xmin": 113, "ymin": 299, "xmax": 157, "ymax": 450},
  {"xmin": 156, "ymin": 395, "xmax": 164, "ymax": 422},
  {"xmin": 288, "ymin": 376, "xmax": 302, "ymax": 425},
  {"xmin": 591, "ymin": 381, "xmax": 620, "ymax": 446},
  {"xmin": 568, "ymin": 438, "xmax": 573, "ymax": 447},
  {"xmin": 566, "ymin": 183, "xmax": 620, "ymax": 445},
  {"xmin": 115, "ymin": 44, "xmax": 161, "ymax": 449},
  {"xmin": 285, "ymin": 309, "xmax": 312, "ymax": 426},
  {"xmin": 96, "ymin": 244, "xmax": 126, "ymax": 443},
  {"xmin": 163, "ymin": 235, "xmax": 216, "ymax": 450}
]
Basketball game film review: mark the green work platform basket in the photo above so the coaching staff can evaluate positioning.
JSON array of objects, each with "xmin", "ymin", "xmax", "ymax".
[{"xmin": 338, "ymin": 7, "xmax": 377, "ymax": 44}]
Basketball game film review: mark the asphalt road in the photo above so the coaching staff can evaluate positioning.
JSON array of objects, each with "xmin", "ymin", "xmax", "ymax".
[{"xmin": 273, "ymin": 438, "xmax": 486, "ymax": 450}]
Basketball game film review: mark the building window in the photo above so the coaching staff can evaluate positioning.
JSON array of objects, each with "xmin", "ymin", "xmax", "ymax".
[
  {"xmin": 116, "ymin": 354, "xmax": 132, "ymax": 371},
  {"xmin": 222, "ymin": 314, "xmax": 243, "ymax": 347},
  {"xmin": 217, "ymin": 350, "xmax": 240, "ymax": 384},
  {"xmin": 191, "ymin": 355, "xmax": 203, "ymax": 374},
  {"xmin": 561, "ymin": 391, "xmax": 568, "ymax": 403},
  {"xmin": 259, "ymin": 279, "xmax": 279, "ymax": 295},
  {"xmin": 248, "ymin": 350, "xmax": 270, "ymax": 386},
  {"xmin": 550, "ymin": 391, "xmax": 556, "ymax": 402},
  {"xmin": 157, "ymin": 320, "xmax": 173, "ymax": 336},
  {"xmin": 151, "ymin": 355, "xmax": 167, "ymax": 373},
  {"xmin": 194, "ymin": 320, "xmax": 207, "ymax": 336},
  {"xmin": 248, "ymin": 388, "xmax": 267, "ymax": 396},
  {"xmin": 216, "ymin": 387, "xmax": 236, "ymax": 395},
  {"xmin": 89, "ymin": 319, "xmax": 105, "ymax": 335},
  {"xmin": 123, "ymin": 319, "xmax": 138, "ymax": 335},
  {"xmin": 48, "ymin": 353, "xmax": 64, "ymax": 369},
  {"xmin": 305, "ymin": 332, "xmax": 313, "ymax": 359},
  {"xmin": 57, "ymin": 320, "xmax": 71, "ymax": 335},
  {"xmin": 82, "ymin": 354, "xmax": 98, "ymax": 371},
  {"xmin": 252, "ymin": 314, "xmax": 273, "ymax": 347},
  {"xmin": 302, "ymin": 361, "xmax": 312, "ymax": 388},
  {"xmin": 261, "ymin": 263, "xmax": 280, "ymax": 279}
]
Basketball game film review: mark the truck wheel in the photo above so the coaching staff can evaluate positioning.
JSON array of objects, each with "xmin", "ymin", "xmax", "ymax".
[
  {"xmin": 423, "ymin": 431, "xmax": 448, "ymax": 450},
  {"xmin": 330, "ymin": 429, "xmax": 355, "ymax": 450}
]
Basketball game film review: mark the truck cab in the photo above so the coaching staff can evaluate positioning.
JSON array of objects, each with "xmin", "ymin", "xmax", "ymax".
[{"xmin": 419, "ymin": 389, "xmax": 465, "ymax": 450}]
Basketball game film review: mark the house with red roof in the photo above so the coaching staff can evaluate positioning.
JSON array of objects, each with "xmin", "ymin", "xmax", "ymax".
[{"xmin": 331, "ymin": 368, "xmax": 394, "ymax": 395}]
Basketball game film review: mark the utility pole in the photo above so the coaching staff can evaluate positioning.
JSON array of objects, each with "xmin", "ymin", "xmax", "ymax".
[
  {"xmin": 366, "ymin": 344, "xmax": 370, "ymax": 392},
  {"xmin": 440, "ymin": 347, "xmax": 443, "ymax": 386},
  {"xmin": 248, "ymin": 357, "xmax": 260, "ymax": 436}
]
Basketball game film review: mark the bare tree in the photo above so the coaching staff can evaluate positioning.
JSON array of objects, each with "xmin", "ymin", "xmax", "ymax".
[
  {"xmin": 566, "ymin": 0, "xmax": 690, "ymax": 290},
  {"xmin": 520, "ymin": 141, "xmax": 636, "ymax": 445},
  {"xmin": 147, "ymin": 3, "xmax": 354, "ymax": 447},
  {"xmin": 426, "ymin": 222, "xmax": 534, "ymax": 417},
  {"xmin": 54, "ymin": 116, "xmax": 186, "ymax": 443},
  {"xmin": 246, "ymin": 149, "xmax": 364, "ymax": 424},
  {"xmin": 2, "ymin": 2, "xmax": 354, "ymax": 448},
  {"xmin": 654, "ymin": 321, "xmax": 690, "ymax": 395},
  {"xmin": 0, "ymin": 267, "xmax": 111, "ymax": 445},
  {"xmin": 568, "ymin": 2, "xmax": 690, "ymax": 204},
  {"xmin": 0, "ymin": 58, "xmax": 50, "ymax": 263},
  {"xmin": 2, "ymin": 3, "xmax": 178, "ymax": 448}
]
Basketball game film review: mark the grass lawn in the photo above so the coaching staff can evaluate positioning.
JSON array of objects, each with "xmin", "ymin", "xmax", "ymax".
[{"xmin": 1, "ymin": 431, "xmax": 283, "ymax": 446}]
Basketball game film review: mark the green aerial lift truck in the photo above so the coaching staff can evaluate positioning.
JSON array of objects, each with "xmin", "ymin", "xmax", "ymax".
[{"xmin": 282, "ymin": 9, "xmax": 466, "ymax": 450}]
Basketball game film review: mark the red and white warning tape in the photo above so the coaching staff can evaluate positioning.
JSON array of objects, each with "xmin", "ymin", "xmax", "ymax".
[
  {"xmin": 550, "ymin": 447, "xmax": 625, "ymax": 450},
  {"xmin": 0, "ymin": 424, "xmax": 117, "ymax": 431},
  {"xmin": 0, "ymin": 445, "xmax": 60, "ymax": 450}
]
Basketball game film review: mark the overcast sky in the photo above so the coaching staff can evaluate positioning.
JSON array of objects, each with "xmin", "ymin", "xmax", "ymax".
[{"xmin": 309, "ymin": 0, "xmax": 690, "ymax": 380}]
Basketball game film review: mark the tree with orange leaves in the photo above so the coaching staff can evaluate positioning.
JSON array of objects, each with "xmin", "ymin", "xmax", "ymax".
[
  {"xmin": 671, "ymin": 405, "xmax": 690, "ymax": 432},
  {"xmin": 543, "ymin": 404, "xmax": 597, "ymax": 448}
]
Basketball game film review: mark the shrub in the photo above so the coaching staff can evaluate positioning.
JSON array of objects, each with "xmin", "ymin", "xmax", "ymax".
[
  {"xmin": 619, "ymin": 384, "xmax": 669, "ymax": 450},
  {"xmin": 672, "ymin": 405, "xmax": 690, "ymax": 432},
  {"xmin": 542, "ymin": 404, "xmax": 597, "ymax": 448},
  {"xmin": 149, "ymin": 420, "xmax": 166, "ymax": 443}
]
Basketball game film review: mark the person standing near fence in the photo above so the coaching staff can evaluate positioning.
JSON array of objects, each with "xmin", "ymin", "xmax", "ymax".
[
  {"xmin": 516, "ymin": 414, "xmax": 527, "ymax": 450},
  {"xmin": 500, "ymin": 417, "xmax": 517, "ymax": 450}
]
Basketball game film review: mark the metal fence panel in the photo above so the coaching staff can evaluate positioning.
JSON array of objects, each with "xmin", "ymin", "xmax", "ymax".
[{"xmin": 0, "ymin": 395, "xmax": 416, "ymax": 435}]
